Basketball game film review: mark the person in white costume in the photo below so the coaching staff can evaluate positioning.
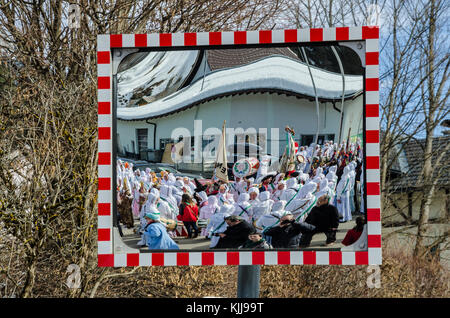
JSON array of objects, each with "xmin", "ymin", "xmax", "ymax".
[
  {"xmin": 207, "ymin": 204, "xmax": 233, "ymax": 248},
  {"xmin": 271, "ymin": 180, "xmax": 286, "ymax": 201},
  {"xmin": 196, "ymin": 191, "xmax": 210, "ymax": 237},
  {"xmin": 203, "ymin": 196, "xmax": 221, "ymax": 238},
  {"xmin": 156, "ymin": 193, "xmax": 177, "ymax": 221},
  {"xmin": 216, "ymin": 184, "xmax": 235, "ymax": 206},
  {"xmin": 183, "ymin": 177, "xmax": 196, "ymax": 194},
  {"xmin": 296, "ymin": 146, "xmax": 308, "ymax": 172},
  {"xmin": 315, "ymin": 178, "xmax": 331, "ymax": 200},
  {"xmin": 281, "ymin": 178, "xmax": 302, "ymax": 211},
  {"xmin": 159, "ymin": 184, "xmax": 178, "ymax": 216},
  {"xmin": 232, "ymin": 193, "xmax": 253, "ymax": 223},
  {"xmin": 348, "ymin": 161, "xmax": 357, "ymax": 213},
  {"xmin": 315, "ymin": 167, "xmax": 325, "ymax": 179},
  {"xmin": 248, "ymin": 187, "xmax": 260, "ymax": 205},
  {"xmin": 230, "ymin": 177, "xmax": 246, "ymax": 202},
  {"xmin": 298, "ymin": 171, "xmax": 309, "ymax": 185},
  {"xmin": 130, "ymin": 181, "xmax": 141, "ymax": 218},
  {"xmin": 360, "ymin": 163, "xmax": 365, "ymax": 214},
  {"xmin": 326, "ymin": 170, "xmax": 338, "ymax": 186},
  {"xmin": 256, "ymin": 200, "xmax": 286, "ymax": 228},
  {"xmin": 138, "ymin": 193, "xmax": 160, "ymax": 246},
  {"xmin": 256, "ymin": 154, "xmax": 271, "ymax": 180},
  {"xmin": 297, "ymin": 181, "xmax": 318, "ymax": 199},
  {"xmin": 251, "ymin": 191, "xmax": 274, "ymax": 225},
  {"xmin": 288, "ymin": 182, "xmax": 317, "ymax": 222},
  {"xmin": 336, "ymin": 165, "xmax": 352, "ymax": 222},
  {"xmin": 174, "ymin": 179, "xmax": 187, "ymax": 194},
  {"xmin": 142, "ymin": 167, "xmax": 153, "ymax": 189},
  {"xmin": 255, "ymin": 200, "xmax": 288, "ymax": 245}
]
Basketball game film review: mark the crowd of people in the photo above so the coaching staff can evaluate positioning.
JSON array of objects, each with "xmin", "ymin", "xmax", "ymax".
[{"xmin": 116, "ymin": 139, "xmax": 365, "ymax": 250}]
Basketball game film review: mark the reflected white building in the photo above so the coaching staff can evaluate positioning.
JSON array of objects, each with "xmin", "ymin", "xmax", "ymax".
[{"xmin": 116, "ymin": 47, "xmax": 364, "ymax": 172}]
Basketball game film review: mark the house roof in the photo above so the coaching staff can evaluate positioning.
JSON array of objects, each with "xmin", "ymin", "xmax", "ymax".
[
  {"xmin": 117, "ymin": 55, "xmax": 363, "ymax": 121},
  {"xmin": 207, "ymin": 47, "xmax": 300, "ymax": 70},
  {"xmin": 117, "ymin": 50, "xmax": 201, "ymax": 108},
  {"xmin": 207, "ymin": 46, "xmax": 364, "ymax": 75},
  {"xmin": 388, "ymin": 136, "xmax": 450, "ymax": 192},
  {"xmin": 441, "ymin": 119, "xmax": 450, "ymax": 128}
]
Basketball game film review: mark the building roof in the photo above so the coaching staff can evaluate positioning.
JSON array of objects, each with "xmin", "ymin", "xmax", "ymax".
[
  {"xmin": 117, "ymin": 55, "xmax": 363, "ymax": 121},
  {"xmin": 117, "ymin": 50, "xmax": 201, "ymax": 108},
  {"xmin": 388, "ymin": 136, "xmax": 450, "ymax": 192},
  {"xmin": 207, "ymin": 47, "xmax": 300, "ymax": 70},
  {"xmin": 441, "ymin": 119, "xmax": 450, "ymax": 128},
  {"xmin": 207, "ymin": 46, "xmax": 364, "ymax": 75}
]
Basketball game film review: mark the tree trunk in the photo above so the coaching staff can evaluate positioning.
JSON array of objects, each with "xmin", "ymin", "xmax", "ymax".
[
  {"xmin": 20, "ymin": 256, "xmax": 37, "ymax": 298},
  {"xmin": 414, "ymin": 0, "xmax": 437, "ymax": 259}
]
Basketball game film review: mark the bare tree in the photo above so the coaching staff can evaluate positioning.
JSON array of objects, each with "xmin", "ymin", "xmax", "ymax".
[
  {"xmin": 281, "ymin": 1, "xmax": 449, "ymax": 260},
  {"xmin": 378, "ymin": 0, "xmax": 433, "ymax": 215},
  {"xmin": 413, "ymin": 0, "xmax": 450, "ymax": 258},
  {"xmin": 0, "ymin": 0, "xmax": 286, "ymax": 298}
]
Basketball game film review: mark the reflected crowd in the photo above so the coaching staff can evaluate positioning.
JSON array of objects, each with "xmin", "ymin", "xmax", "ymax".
[{"xmin": 116, "ymin": 139, "xmax": 365, "ymax": 250}]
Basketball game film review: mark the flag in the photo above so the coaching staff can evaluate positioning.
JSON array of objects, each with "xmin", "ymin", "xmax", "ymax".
[
  {"xmin": 280, "ymin": 129, "xmax": 296, "ymax": 173},
  {"xmin": 345, "ymin": 127, "xmax": 351, "ymax": 153},
  {"xmin": 214, "ymin": 120, "xmax": 229, "ymax": 183}
]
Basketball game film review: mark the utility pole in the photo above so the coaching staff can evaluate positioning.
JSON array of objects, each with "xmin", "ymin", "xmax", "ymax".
[{"xmin": 237, "ymin": 265, "xmax": 261, "ymax": 298}]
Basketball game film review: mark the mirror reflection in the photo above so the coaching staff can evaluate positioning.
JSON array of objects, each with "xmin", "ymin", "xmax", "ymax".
[{"xmin": 114, "ymin": 44, "xmax": 365, "ymax": 252}]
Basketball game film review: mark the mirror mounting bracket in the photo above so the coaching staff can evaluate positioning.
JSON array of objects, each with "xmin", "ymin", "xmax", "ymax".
[
  {"xmin": 338, "ymin": 41, "xmax": 366, "ymax": 67},
  {"xmin": 111, "ymin": 48, "xmax": 140, "ymax": 75}
]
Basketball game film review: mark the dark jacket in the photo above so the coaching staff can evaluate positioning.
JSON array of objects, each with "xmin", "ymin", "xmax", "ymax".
[
  {"xmin": 239, "ymin": 239, "xmax": 272, "ymax": 249},
  {"xmin": 304, "ymin": 204, "xmax": 339, "ymax": 232},
  {"xmin": 215, "ymin": 220, "xmax": 254, "ymax": 249},
  {"xmin": 265, "ymin": 222, "xmax": 303, "ymax": 248}
]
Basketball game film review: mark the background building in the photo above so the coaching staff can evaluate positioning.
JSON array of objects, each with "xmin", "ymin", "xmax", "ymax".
[{"xmin": 116, "ymin": 46, "xmax": 364, "ymax": 173}]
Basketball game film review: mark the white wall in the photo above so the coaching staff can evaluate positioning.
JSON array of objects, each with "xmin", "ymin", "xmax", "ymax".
[
  {"xmin": 117, "ymin": 92, "xmax": 363, "ymax": 158},
  {"xmin": 383, "ymin": 189, "xmax": 449, "ymax": 224},
  {"xmin": 341, "ymin": 96, "xmax": 364, "ymax": 143}
]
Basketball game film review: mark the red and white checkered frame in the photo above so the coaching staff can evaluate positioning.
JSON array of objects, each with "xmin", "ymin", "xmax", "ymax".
[{"xmin": 97, "ymin": 26, "xmax": 381, "ymax": 267}]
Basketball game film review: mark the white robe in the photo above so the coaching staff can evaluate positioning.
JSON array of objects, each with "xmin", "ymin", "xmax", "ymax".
[
  {"xmin": 207, "ymin": 211, "xmax": 230, "ymax": 248},
  {"xmin": 251, "ymin": 192, "xmax": 274, "ymax": 224},
  {"xmin": 159, "ymin": 185, "xmax": 178, "ymax": 214},
  {"xmin": 255, "ymin": 213, "xmax": 281, "ymax": 234},
  {"xmin": 256, "ymin": 155, "xmax": 271, "ymax": 180},
  {"xmin": 157, "ymin": 200, "xmax": 177, "ymax": 220},
  {"xmin": 216, "ymin": 191, "xmax": 235, "ymax": 206},
  {"xmin": 199, "ymin": 197, "xmax": 219, "ymax": 237},
  {"xmin": 348, "ymin": 164, "xmax": 356, "ymax": 213},
  {"xmin": 271, "ymin": 189, "xmax": 285, "ymax": 201},
  {"xmin": 336, "ymin": 167, "xmax": 352, "ymax": 222},
  {"xmin": 232, "ymin": 193, "xmax": 253, "ymax": 223},
  {"xmin": 138, "ymin": 194, "xmax": 159, "ymax": 246}
]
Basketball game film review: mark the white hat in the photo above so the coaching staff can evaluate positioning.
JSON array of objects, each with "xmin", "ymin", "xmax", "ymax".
[
  {"xmin": 198, "ymin": 191, "xmax": 208, "ymax": 202},
  {"xmin": 175, "ymin": 180, "xmax": 184, "ymax": 188},
  {"xmin": 259, "ymin": 191, "xmax": 271, "ymax": 201},
  {"xmin": 286, "ymin": 178, "xmax": 298, "ymax": 189}
]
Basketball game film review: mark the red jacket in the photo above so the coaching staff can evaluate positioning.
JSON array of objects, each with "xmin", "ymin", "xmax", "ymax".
[
  {"xmin": 179, "ymin": 203, "xmax": 199, "ymax": 222},
  {"xmin": 342, "ymin": 229, "xmax": 363, "ymax": 246}
]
